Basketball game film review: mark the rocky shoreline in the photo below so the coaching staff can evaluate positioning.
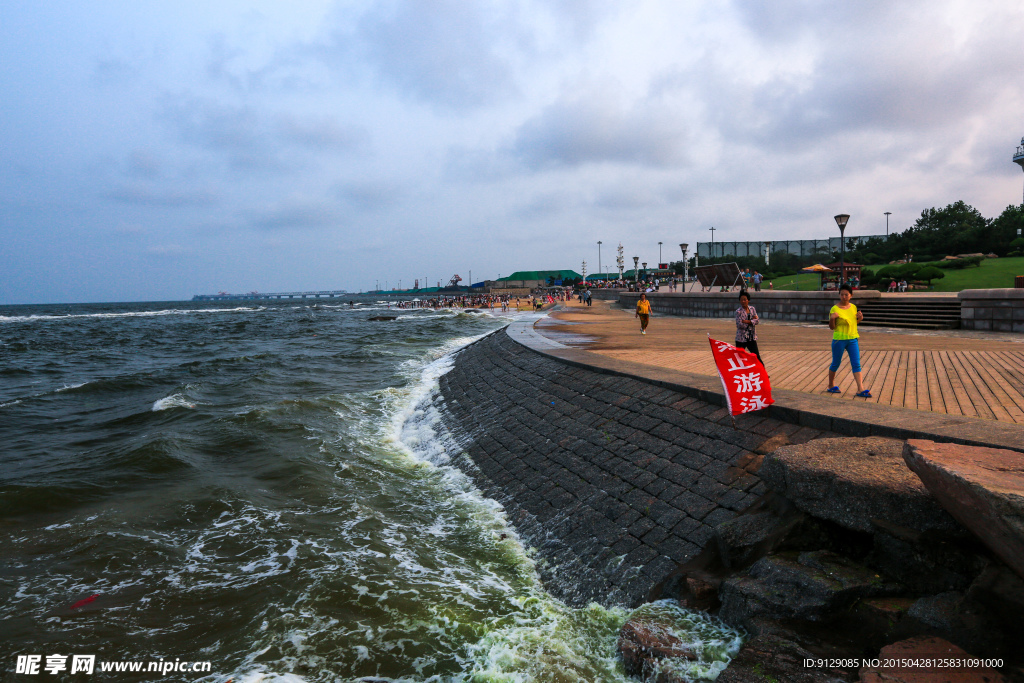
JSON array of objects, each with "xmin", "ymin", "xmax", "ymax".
[{"xmin": 436, "ymin": 327, "xmax": 1024, "ymax": 682}]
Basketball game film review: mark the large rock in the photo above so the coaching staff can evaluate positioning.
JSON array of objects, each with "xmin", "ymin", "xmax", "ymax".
[
  {"xmin": 759, "ymin": 437, "xmax": 960, "ymax": 535},
  {"xmin": 903, "ymin": 439, "xmax": 1024, "ymax": 581},
  {"xmin": 717, "ymin": 619, "xmax": 855, "ymax": 683},
  {"xmin": 719, "ymin": 550, "xmax": 901, "ymax": 628},
  {"xmin": 618, "ymin": 614, "xmax": 696, "ymax": 679},
  {"xmin": 858, "ymin": 636, "xmax": 1009, "ymax": 682}
]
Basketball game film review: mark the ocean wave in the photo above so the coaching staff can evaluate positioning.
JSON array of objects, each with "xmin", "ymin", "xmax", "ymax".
[
  {"xmin": 0, "ymin": 399, "xmax": 22, "ymax": 408},
  {"xmin": 0, "ymin": 306, "xmax": 266, "ymax": 324},
  {"xmin": 151, "ymin": 394, "xmax": 196, "ymax": 411}
]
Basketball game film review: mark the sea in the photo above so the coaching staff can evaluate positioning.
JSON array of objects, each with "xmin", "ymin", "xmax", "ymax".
[{"xmin": 0, "ymin": 299, "xmax": 742, "ymax": 682}]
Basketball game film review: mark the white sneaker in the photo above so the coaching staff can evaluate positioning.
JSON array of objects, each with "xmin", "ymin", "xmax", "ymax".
[{"xmin": 641, "ymin": 329, "xmax": 646, "ymax": 334}]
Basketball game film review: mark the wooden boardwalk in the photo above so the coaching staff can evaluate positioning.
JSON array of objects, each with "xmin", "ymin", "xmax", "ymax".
[{"xmin": 541, "ymin": 301, "xmax": 1024, "ymax": 426}]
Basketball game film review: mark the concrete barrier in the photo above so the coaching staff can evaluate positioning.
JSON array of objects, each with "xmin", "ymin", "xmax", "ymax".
[
  {"xmin": 618, "ymin": 289, "xmax": 880, "ymax": 322},
  {"xmin": 958, "ymin": 289, "xmax": 1024, "ymax": 332}
]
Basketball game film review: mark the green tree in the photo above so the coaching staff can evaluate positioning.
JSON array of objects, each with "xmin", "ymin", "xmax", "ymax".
[
  {"xmin": 917, "ymin": 266, "xmax": 944, "ymax": 286},
  {"xmin": 989, "ymin": 204, "xmax": 1024, "ymax": 255}
]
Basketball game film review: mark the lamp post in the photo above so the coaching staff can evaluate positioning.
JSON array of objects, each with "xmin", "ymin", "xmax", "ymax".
[
  {"xmin": 642, "ymin": 262, "xmax": 648, "ymax": 284},
  {"xmin": 709, "ymin": 226, "xmax": 716, "ymax": 259},
  {"xmin": 884, "ymin": 211, "xmax": 891, "ymax": 237},
  {"xmin": 679, "ymin": 243, "xmax": 688, "ymax": 291},
  {"xmin": 834, "ymin": 214, "xmax": 850, "ymax": 286},
  {"xmin": 658, "ymin": 241, "xmax": 663, "ymax": 265},
  {"xmin": 597, "ymin": 241, "xmax": 602, "ymax": 281},
  {"xmin": 632, "ymin": 256, "xmax": 639, "ymax": 285}
]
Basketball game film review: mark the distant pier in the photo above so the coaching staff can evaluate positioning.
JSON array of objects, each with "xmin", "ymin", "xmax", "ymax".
[{"xmin": 192, "ymin": 290, "xmax": 349, "ymax": 301}]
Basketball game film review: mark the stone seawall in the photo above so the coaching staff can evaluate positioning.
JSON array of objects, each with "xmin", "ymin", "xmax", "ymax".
[
  {"xmin": 436, "ymin": 329, "xmax": 834, "ymax": 608},
  {"xmin": 619, "ymin": 290, "xmax": 880, "ymax": 322}
]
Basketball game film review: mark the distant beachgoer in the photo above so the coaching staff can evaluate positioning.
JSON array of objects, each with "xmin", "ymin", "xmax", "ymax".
[
  {"xmin": 827, "ymin": 284, "xmax": 870, "ymax": 398},
  {"xmin": 635, "ymin": 293, "xmax": 651, "ymax": 335},
  {"xmin": 752, "ymin": 271, "xmax": 762, "ymax": 291},
  {"xmin": 735, "ymin": 291, "xmax": 763, "ymax": 365}
]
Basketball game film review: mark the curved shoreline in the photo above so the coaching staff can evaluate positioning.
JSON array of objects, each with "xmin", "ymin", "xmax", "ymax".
[{"xmin": 436, "ymin": 322, "xmax": 833, "ymax": 607}]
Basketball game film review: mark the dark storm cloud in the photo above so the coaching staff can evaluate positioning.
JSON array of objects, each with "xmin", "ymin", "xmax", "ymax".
[{"xmin": 511, "ymin": 94, "xmax": 688, "ymax": 168}]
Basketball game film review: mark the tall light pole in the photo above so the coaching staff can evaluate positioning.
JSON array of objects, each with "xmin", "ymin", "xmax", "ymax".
[
  {"xmin": 835, "ymin": 214, "xmax": 850, "ymax": 286},
  {"xmin": 1014, "ymin": 137, "xmax": 1024, "ymax": 204},
  {"xmin": 679, "ymin": 243, "xmax": 688, "ymax": 291},
  {"xmin": 597, "ymin": 241, "xmax": 602, "ymax": 281},
  {"xmin": 884, "ymin": 211, "xmax": 891, "ymax": 237},
  {"xmin": 658, "ymin": 241, "xmax": 663, "ymax": 265},
  {"xmin": 632, "ymin": 256, "xmax": 639, "ymax": 285},
  {"xmin": 617, "ymin": 243, "xmax": 624, "ymax": 282},
  {"xmin": 709, "ymin": 226, "xmax": 716, "ymax": 259}
]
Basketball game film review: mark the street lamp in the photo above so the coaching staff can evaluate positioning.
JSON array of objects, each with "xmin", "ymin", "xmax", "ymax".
[
  {"xmin": 658, "ymin": 241, "xmax": 663, "ymax": 265},
  {"xmin": 597, "ymin": 241, "xmax": 602, "ymax": 281},
  {"xmin": 884, "ymin": 211, "xmax": 891, "ymax": 237},
  {"xmin": 834, "ymin": 214, "xmax": 850, "ymax": 286},
  {"xmin": 642, "ymin": 262, "xmax": 648, "ymax": 283},
  {"xmin": 632, "ymin": 256, "xmax": 639, "ymax": 284},
  {"xmin": 679, "ymin": 243, "xmax": 689, "ymax": 291}
]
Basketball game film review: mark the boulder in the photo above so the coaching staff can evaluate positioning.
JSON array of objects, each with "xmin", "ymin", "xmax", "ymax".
[
  {"xmin": 717, "ymin": 619, "xmax": 855, "ymax": 683},
  {"xmin": 719, "ymin": 551, "xmax": 901, "ymax": 628},
  {"xmin": 618, "ymin": 615, "xmax": 696, "ymax": 678},
  {"xmin": 858, "ymin": 636, "xmax": 1009, "ymax": 682},
  {"xmin": 759, "ymin": 437, "xmax": 960, "ymax": 535},
  {"xmin": 903, "ymin": 440, "xmax": 1024, "ymax": 581}
]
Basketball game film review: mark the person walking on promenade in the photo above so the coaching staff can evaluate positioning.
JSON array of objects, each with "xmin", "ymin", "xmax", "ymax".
[
  {"xmin": 635, "ymin": 293, "xmax": 652, "ymax": 335},
  {"xmin": 752, "ymin": 270, "xmax": 762, "ymax": 292},
  {"xmin": 827, "ymin": 283, "xmax": 871, "ymax": 397},
  {"xmin": 735, "ymin": 291, "xmax": 763, "ymax": 365}
]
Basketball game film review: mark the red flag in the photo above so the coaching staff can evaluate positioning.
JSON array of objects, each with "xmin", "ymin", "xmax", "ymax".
[{"xmin": 708, "ymin": 338, "xmax": 774, "ymax": 416}]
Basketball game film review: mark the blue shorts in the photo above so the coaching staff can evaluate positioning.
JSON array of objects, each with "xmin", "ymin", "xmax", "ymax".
[{"xmin": 830, "ymin": 338, "xmax": 862, "ymax": 373}]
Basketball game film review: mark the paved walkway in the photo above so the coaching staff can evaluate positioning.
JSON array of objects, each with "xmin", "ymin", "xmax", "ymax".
[{"xmin": 539, "ymin": 300, "xmax": 1024, "ymax": 425}]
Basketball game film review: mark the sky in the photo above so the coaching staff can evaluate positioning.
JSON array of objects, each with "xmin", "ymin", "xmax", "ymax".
[{"xmin": 2, "ymin": 0, "xmax": 1023, "ymax": 303}]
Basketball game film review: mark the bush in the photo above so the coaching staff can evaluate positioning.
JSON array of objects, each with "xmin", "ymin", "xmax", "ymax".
[
  {"xmin": 898, "ymin": 263, "xmax": 922, "ymax": 278},
  {"xmin": 916, "ymin": 266, "xmax": 945, "ymax": 285},
  {"xmin": 860, "ymin": 268, "xmax": 877, "ymax": 286},
  {"xmin": 1011, "ymin": 237, "xmax": 1024, "ymax": 250},
  {"xmin": 938, "ymin": 258, "xmax": 970, "ymax": 269},
  {"xmin": 875, "ymin": 265, "xmax": 898, "ymax": 278}
]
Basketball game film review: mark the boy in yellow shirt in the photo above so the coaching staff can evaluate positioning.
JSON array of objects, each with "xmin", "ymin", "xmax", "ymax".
[
  {"xmin": 827, "ymin": 284, "xmax": 871, "ymax": 397},
  {"xmin": 635, "ymin": 293, "xmax": 652, "ymax": 335}
]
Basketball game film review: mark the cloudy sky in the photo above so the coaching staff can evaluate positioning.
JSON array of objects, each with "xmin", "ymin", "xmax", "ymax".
[{"xmin": 2, "ymin": 0, "xmax": 1023, "ymax": 303}]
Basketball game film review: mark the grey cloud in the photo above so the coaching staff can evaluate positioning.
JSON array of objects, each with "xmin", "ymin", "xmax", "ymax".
[
  {"xmin": 127, "ymin": 150, "xmax": 162, "ymax": 179},
  {"xmin": 690, "ymin": 2, "xmax": 1024, "ymax": 154},
  {"xmin": 104, "ymin": 186, "xmax": 219, "ymax": 207},
  {"xmin": 276, "ymin": 114, "xmax": 365, "ymax": 151},
  {"xmin": 246, "ymin": 202, "xmax": 342, "ymax": 231},
  {"xmin": 349, "ymin": 0, "xmax": 518, "ymax": 109},
  {"xmin": 160, "ymin": 96, "xmax": 364, "ymax": 170},
  {"xmin": 512, "ymin": 94, "xmax": 688, "ymax": 168},
  {"xmin": 336, "ymin": 181, "xmax": 404, "ymax": 211}
]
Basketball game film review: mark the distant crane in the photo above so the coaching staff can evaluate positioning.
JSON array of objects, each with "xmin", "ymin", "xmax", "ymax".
[{"xmin": 447, "ymin": 274, "xmax": 463, "ymax": 288}]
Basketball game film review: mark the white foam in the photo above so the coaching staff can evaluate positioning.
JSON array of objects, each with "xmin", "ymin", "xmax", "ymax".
[
  {"xmin": 56, "ymin": 382, "xmax": 88, "ymax": 392},
  {"xmin": 0, "ymin": 399, "xmax": 22, "ymax": 408},
  {"xmin": 151, "ymin": 394, "xmax": 196, "ymax": 411},
  {"xmin": 0, "ymin": 306, "xmax": 266, "ymax": 324}
]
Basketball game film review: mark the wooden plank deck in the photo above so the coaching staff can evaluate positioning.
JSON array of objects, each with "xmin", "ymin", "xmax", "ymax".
[{"xmin": 542, "ymin": 301, "xmax": 1024, "ymax": 426}]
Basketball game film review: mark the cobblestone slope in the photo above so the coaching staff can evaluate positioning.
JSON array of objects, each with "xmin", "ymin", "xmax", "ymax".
[{"xmin": 437, "ymin": 329, "xmax": 834, "ymax": 608}]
